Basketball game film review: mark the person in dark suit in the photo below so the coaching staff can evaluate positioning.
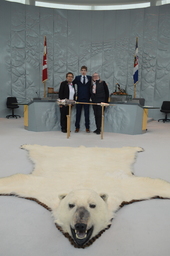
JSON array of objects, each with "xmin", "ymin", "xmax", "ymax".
[
  {"xmin": 90, "ymin": 73, "xmax": 109, "ymax": 135},
  {"xmin": 59, "ymin": 72, "xmax": 75, "ymax": 133},
  {"xmin": 73, "ymin": 66, "xmax": 91, "ymax": 133}
]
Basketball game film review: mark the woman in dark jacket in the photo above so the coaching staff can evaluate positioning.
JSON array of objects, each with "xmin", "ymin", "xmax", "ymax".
[{"xmin": 59, "ymin": 72, "xmax": 75, "ymax": 133}]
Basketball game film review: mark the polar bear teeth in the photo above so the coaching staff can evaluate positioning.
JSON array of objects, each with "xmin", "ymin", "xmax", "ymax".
[{"xmin": 75, "ymin": 230, "xmax": 87, "ymax": 239}]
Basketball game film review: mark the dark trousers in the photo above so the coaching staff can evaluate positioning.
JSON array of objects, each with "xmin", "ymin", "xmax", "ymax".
[
  {"xmin": 60, "ymin": 106, "xmax": 69, "ymax": 131},
  {"xmin": 75, "ymin": 103, "xmax": 90, "ymax": 129},
  {"xmin": 93, "ymin": 105, "xmax": 102, "ymax": 132}
]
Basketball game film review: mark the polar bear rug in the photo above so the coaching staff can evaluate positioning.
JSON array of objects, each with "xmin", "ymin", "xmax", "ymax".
[{"xmin": 0, "ymin": 145, "xmax": 170, "ymax": 248}]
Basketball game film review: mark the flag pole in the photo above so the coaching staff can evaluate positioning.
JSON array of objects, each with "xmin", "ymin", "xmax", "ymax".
[
  {"xmin": 133, "ymin": 37, "xmax": 138, "ymax": 99},
  {"xmin": 44, "ymin": 81, "xmax": 47, "ymax": 98},
  {"xmin": 134, "ymin": 82, "xmax": 137, "ymax": 98},
  {"xmin": 42, "ymin": 36, "xmax": 48, "ymax": 98}
]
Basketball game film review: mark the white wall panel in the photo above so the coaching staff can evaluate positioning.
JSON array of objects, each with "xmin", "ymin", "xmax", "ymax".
[
  {"xmin": 53, "ymin": 9, "xmax": 67, "ymax": 89},
  {"xmin": 26, "ymin": 5, "xmax": 40, "ymax": 100}
]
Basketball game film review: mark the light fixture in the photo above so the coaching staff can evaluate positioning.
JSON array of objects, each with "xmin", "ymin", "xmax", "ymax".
[
  {"xmin": 156, "ymin": 0, "xmax": 170, "ymax": 5},
  {"xmin": 35, "ymin": 1, "xmax": 151, "ymax": 10},
  {"xmin": 6, "ymin": 0, "xmax": 26, "ymax": 3}
]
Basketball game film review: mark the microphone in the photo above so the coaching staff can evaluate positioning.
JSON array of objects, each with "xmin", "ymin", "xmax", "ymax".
[{"xmin": 34, "ymin": 91, "xmax": 41, "ymax": 100}]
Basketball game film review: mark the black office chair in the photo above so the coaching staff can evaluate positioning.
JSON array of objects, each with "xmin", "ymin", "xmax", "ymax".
[
  {"xmin": 6, "ymin": 97, "xmax": 21, "ymax": 119},
  {"xmin": 158, "ymin": 101, "xmax": 170, "ymax": 123}
]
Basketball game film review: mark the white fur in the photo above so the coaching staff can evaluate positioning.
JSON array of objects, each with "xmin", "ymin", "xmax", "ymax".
[
  {"xmin": 0, "ymin": 145, "xmax": 170, "ymax": 244},
  {"xmin": 53, "ymin": 189, "xmax": 112, "ymax": 238}
]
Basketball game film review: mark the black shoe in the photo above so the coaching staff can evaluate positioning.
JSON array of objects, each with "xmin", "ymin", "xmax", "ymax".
[
  {"xmin": 93, "ymin": 129, "xmax": 97, "ymax": 133},
  {"xmin": 61, "ymin": 129, "xmax": 67, "ymax": 133},
  {"xmin": 96, "ymin": 130, "xmax": 101, "ymax": 135}
]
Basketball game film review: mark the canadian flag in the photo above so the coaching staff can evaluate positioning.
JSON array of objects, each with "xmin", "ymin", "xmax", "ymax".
[
  {"xmin": 42, "ymin": 36, "xmax": 48, "ymax": 82},
  {"xmin": 133, "ymin": 37, "xmax": 138, "ymax": 85}
]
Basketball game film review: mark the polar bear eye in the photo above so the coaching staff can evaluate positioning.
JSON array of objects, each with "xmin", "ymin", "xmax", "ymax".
[
  {"xmin": 89, "ymin": 204, "xmax": 96, "ymax": 209},
  {"xmin": 68, "ymin": 204, "xmax": 75, "ymax": 209}
]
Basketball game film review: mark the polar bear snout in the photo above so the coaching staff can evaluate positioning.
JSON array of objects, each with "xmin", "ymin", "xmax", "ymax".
[
  {"xmin": 73, "ymin": 207, "xmax": 91, "ymax": 240},
  {"xmin": 70, "ymin": 206, "xmax": 94, "ymax": 246},
  {"xmin": 74, "ymin": 207, "xmax": 90, "ymax": 224}
]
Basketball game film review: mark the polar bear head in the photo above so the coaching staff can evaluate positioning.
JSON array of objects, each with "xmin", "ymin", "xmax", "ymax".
[{"xmin": 53, "ymin": 189, "xmax": 113, "ymax": 248}]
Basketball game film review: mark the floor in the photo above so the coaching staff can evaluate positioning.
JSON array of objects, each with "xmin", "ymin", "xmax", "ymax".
[{"xmin": 0, "ymin": 117, "xmax": 170, "ymax": 256}]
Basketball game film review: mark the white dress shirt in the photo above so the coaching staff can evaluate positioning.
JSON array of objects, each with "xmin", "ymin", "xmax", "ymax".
[
  {"xmin": 69, "ymin": 83, "xmax": 75, "ymax": 100},
  {"xmin": 81, "ymin": 75, "xmax": 88, "ymax": 84}
]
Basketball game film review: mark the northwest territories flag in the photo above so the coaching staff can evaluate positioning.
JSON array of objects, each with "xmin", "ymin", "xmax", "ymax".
[
  {"xmin": 42, "ymin": 36, "xmax": 48, "ymax": 82},
  {"xmin": 133, "ymin": 38, "xmax": 138, "ymax": 84}
]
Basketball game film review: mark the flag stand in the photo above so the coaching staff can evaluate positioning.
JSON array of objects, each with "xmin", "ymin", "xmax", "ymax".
[
  {"xmin": 43, "ymin": 81, "xmax": 47, "ymax": 98},
  {"xmin": 134, "ymin": 83, "xmax": 137, "ymax": 98},
  {"xmin": 42, "ymin": 36, "xmax": 48, "ymax": 97},
  {"xmin": 133, "ymin": 37, "xmax": 138, "ymax": 99}
]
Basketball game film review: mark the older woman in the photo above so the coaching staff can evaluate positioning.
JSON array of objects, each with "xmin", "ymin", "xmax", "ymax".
[{"xmin": 90, "ymin": 73, "xmax": 109, "ymax": 134}]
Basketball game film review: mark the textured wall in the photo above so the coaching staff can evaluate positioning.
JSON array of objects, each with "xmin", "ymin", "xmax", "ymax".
[{"xmin": 0, "ymin": 1, "xmax": 170, "ymax": 119}]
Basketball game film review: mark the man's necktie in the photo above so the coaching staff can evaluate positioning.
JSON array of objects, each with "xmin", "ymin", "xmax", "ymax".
[
  {"xmin": 92, "ymin": 81, "xmax": 96, "ymax": 94},
  {"xmin": 83, "ymin": 76, "xmax": 85, "ymax": 84}
]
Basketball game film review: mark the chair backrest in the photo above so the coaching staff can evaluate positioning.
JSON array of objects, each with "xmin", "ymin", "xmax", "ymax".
[
  {"xmin": 6, "ymin": 97, "xmax": 18, "ymax": 107},
  {"xmin": 161, "ymin": 101, "xmax": 170, "ymax": 111}
]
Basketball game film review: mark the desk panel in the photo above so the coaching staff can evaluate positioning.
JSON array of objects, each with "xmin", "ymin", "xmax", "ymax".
[{"xmin": 25, "ymin": 101, "xmax": 144, "ymax": 134}]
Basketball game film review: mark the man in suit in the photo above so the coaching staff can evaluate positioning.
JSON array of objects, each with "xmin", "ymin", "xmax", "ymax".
[
  {"xmin": 59, "ymin": 72, "xmax": 75, "ymax": 133},
  {"xmin": 90, "ymin": 73, "xmax": 109, "ymax": 135},
  {"xmin": 73, "ymin": 66, "xmax": 91, "ymax": 133}
]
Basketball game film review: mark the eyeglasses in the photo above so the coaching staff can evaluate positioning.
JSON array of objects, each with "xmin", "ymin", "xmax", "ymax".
[{"xmin": 67, "ymin": 76, "xmax": 73, "ymax": 78}]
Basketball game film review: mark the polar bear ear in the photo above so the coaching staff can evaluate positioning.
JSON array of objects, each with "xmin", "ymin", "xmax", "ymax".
[
  {"xmin": 58, "ymin": 194, "xmax": 67, "ymax": 200},
  {"xmin": 100, "ymin": 193, "xmax": 108, "ymax": 202}
]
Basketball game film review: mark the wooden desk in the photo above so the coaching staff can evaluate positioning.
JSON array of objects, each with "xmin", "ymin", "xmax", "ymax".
[
  {"xmin": 25, "ymin": 100, "xmax": 150, "ymax": 135},
  {"xmin": 142, "ymin": 106, "xmax": 159, "ymax": 131},
  {"xmin": 24, "ymin": 105, "xmax": 28, "ymax": 128}
]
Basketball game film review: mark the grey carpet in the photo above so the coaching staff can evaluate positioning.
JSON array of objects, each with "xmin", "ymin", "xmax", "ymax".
[{"xmin": 0, "ymin": 118, "xmax": 170, "ymax": 256}]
